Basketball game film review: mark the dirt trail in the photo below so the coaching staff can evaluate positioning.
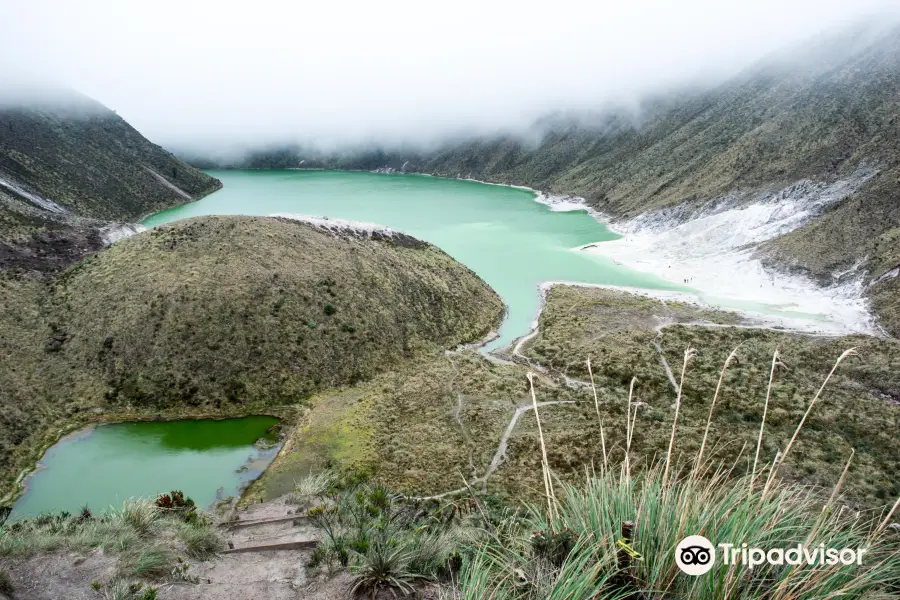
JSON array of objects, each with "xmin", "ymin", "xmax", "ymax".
[
  {"xmin": 0, "ymin": 498, "xmax": 355, "ymax": 600},
  {"xmin": 159, "ymin": 499, "xmax": 351, "ymax": 600},
  {"xmin": 411, "ymin": 399, "xmax": 577, "ymax": 500}
]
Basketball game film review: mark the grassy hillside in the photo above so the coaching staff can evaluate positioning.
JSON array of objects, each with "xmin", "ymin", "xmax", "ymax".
[
  {"xmin": 255, "ymin": 285, "xmax": 899, "ymax": 507},
  {"xmin": 0, "ymin": 90, "xmax": 221, "ymax": 273},
  {"xmin": 0, "ymin": 215, "xmax": 503, "ymax": 498}
]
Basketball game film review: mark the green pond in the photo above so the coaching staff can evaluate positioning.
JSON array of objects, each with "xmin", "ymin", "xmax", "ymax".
[
  {"xmin": 144, "ymin": 170, "xmax": 686, "ymax": 351},
  {"xmin": 12, "ymin": 417, "xmax": 279, "ymax": 518}
]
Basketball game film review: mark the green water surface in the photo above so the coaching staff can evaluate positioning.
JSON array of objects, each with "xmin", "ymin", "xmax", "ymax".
[
  {"xmin": 12, "ymin": 417, "xmax": 279, "ymax": 518},
  {"xmin": 145, "ymin": 170, "xmax": 685, "ymax": 351}
]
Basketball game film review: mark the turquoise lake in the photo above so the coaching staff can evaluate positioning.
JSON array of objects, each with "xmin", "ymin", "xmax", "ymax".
[{"xmin": 144, "ymin": 170, "xmax": 686, "ymax": 351}]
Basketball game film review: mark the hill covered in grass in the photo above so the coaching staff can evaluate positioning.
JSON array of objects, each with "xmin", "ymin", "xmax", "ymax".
[
  {"xmin": 0, "ymin": 89, "xmax": 221, "ymax": 273},
  {"xmin": 253, "ymin": 285, "xmax": 899, "ymax": 508},
  {"xmin": 0, "ymin": 215, "xmax": 503, "ymax": 499}
]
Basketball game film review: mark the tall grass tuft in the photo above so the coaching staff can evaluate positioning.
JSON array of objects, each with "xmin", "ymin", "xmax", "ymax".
[
  {"xmin": 292, "ymin": 470, "xmax": 337, "ymax": 498},
  {"xmin": 306, "ymin": 478, "xmax": 465, "ymax": 594},
  {"xmin": 110, "ymin": 498, "xmax": 161, "ymax": 536},
  {"xmin": 465, "ymin": 346, "xmax": 899, "ymax": 599},
  {"xmin": 459, "ymin": 466, "xmax": 899, "ymax": 599},
  {"xmin": 119, "ymin": 543, "xmax": 176, "ymax": 579},
  {"xmin": 178, "ymin": 521, "xmax": 226, "ymax": 559}
]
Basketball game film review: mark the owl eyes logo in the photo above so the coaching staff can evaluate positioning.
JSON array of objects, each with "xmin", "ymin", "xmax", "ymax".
[
  {"xmin": 680, "ymin": 545, "xmax": 712, "ymax": 565},
  {"xmin": 676, "ymin": 535, "xmax": 716, "ymax": 575}
]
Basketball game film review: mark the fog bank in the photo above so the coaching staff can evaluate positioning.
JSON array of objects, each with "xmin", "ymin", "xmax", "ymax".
[{"xmin": 2, "ymin": 0, "xmax": 899, "ymax": 152}]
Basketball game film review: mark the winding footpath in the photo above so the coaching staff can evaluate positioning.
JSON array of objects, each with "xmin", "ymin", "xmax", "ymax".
[
  {"xmin": 418, "ymin": 281, "xmax": 847, "ymax": 501},
  {"xmin": 410, "ymin": 398, "xmax": 577, "ymax": 501}
]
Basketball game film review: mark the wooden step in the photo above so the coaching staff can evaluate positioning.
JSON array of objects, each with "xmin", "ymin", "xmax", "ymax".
[
  {"xmin": 221, "ymin": 540, "xmax": 318, "ymax": 554},
  {"xmin": 221, "ymin": 514, "xmax": 309, "ymax": 529}
]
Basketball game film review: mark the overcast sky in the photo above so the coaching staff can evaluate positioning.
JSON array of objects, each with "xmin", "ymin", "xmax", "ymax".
[{"xmin": 2, "ymin": 0, "xmax": 899, "ymax": 151}]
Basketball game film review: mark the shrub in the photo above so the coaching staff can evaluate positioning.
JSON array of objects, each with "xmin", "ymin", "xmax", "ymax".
[
  {"xmin": 99, "ymin": 579, "xmax": 157, "ymax": 600},
  {"xmin": 102, "ymin": 579, "xmax": 136, "ymax": 600},
  {"xmin": 155, "ymin": 490, "xmax": 198, "ymax": 523},
  {"xmin": 306, "ymin": 478, "xmax": 468, "ymax": 591},
  {"xmin": 111, "ymin": 499, "xmax": 161, "ymax": 536},
  {"xmin": 293, "ymin": 471, "xmax": 337, "ymax": 498},
  {"xmin": 178, "ymin": 523, "xmax": 226, "ymax": 559},
  {"xmin": 349, "ymin": 537, "xmax": 425, "ymax": 598},
  {"xmin": 119, "ymin": 544, "xmax": 176, "ymax": 579}
]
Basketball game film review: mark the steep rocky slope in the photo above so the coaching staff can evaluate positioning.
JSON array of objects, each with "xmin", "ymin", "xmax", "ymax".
[{"xmin": 0, "ymin": 89, "xmax": 221, "ymax": 272}]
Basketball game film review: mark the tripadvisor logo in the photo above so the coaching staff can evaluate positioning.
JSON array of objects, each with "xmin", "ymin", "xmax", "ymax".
[
  {"xmin": 676, "ymin": 535, "xmax": 716, "ymax": 575},
  {"xmin": 675, "ymin": 535, "xmax": 868, "ymax": 576}
]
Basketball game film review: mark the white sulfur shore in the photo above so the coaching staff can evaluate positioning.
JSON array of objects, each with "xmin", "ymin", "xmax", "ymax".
[
  {"xmin": 99, "ymin": 223, "xmax": 146, "ymax": 245},
  {"xmin": 568, "ymin": 170, "xmax": 879, "ymax": 336},
  {"xmin": 270, "ymin": 213, "xmax": 402, "ymax": 238},
  {"xmin": 379, "ymin": 168, "xmax": 880, "ymax": 337}
]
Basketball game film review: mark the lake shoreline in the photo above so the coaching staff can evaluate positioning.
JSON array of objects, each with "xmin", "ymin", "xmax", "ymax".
[
  {"xmin": 391, "ymin": 170, "xmax": 879, "ymax": 338},
  {"xmin": 2, "ymin": 405, "xmax": 299, "ymax": 512}
]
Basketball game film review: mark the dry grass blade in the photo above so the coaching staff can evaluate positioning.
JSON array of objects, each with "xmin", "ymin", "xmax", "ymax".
[
  {"xmin": 694, "ymin": 343, "xmax": 741, "ymax": 476},
  {"xmin": 872, "ymin": 495, "xmax": 900, "ymax": 539},
  {"xmin": 663, "ymin": 347, "xmax": 697, "ymax": 487},
  {"xmin": 762, "ymin": 348, "xmax": 857, "ymax": 499},
  {"xmin": 586, "ymin": 357, "xmax": 608, "ymax": 471},
  {"xmin": 750, "ymin": 349, "xmax": 782, "ymax": 492},
  {"xmin": 624, "ymin": 376, "xmax": 638, "ymax": 484},
  {"xmin": 527, "ymin": 371, "xmax": 557, "ymax": 523}
]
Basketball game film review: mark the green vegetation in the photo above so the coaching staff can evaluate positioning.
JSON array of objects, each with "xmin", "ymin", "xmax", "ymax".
[
  {"xmin": 0, "ymin": 494, "xmax": 215, "ymax": 596},
  {"xmin": 520, "ymin": 286, "xmax": 900, "ymax": 504},
  {"xmin": 0, "ymin": 91, "xmax": 220, "ymax": 221},
  {"xmin": 284, "ymin": 458, "xmax": 899, "ymax": 600},
  {"xmin": 0, "ymin": 215, "xmax": 502, "ymax": 500},
  {"xmin": 0, "ymin": 496, "xmax": 221, "ymax": 577},
  {"xmin": 96, "ymin": 579, "xmax": 158, "ymax": 600},
  {"xmin": 4, "ymin": 295, "xmax": 898, "ymax": 598},
  {"xmin": 257, "ymin": 286, "xmax": 898, "ymax": 507},
  {"xmin": 449, "ymin": 468, "xmax": 900, "ymax": 599},
  {"xmin": 279, "ymin": 317, "xmax": 900, "ymax": 598},
  {"xmin": 0, "ymin": 569, "xmax": 12, "ymax": 597},
  {"xmin": 301, "ymin": 475, "xmax": 461, "ymax": 596}
]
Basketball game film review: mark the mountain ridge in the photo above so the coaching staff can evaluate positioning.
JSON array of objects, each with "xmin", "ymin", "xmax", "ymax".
[{"xmin": 0, "ymin": 89, "xmax": 222, "ymax": 273}]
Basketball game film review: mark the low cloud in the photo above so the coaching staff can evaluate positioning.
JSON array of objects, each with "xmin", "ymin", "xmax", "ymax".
[{"xmin": 2, "ymin": 0, "xmax": 899, "ymax": 153}]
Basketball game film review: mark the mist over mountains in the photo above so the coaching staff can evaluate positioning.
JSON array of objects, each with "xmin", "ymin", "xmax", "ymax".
[
  {"xmin": 172, "ymin": 20, "xmax": 900, "ymax": 337},
  {"xmin": 4, "ymin": 0, "xmax": 900, "ymax": 151},
  {"xmin": 2, "ymin": 5, "xmax": 900, "ymax": 335}
]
